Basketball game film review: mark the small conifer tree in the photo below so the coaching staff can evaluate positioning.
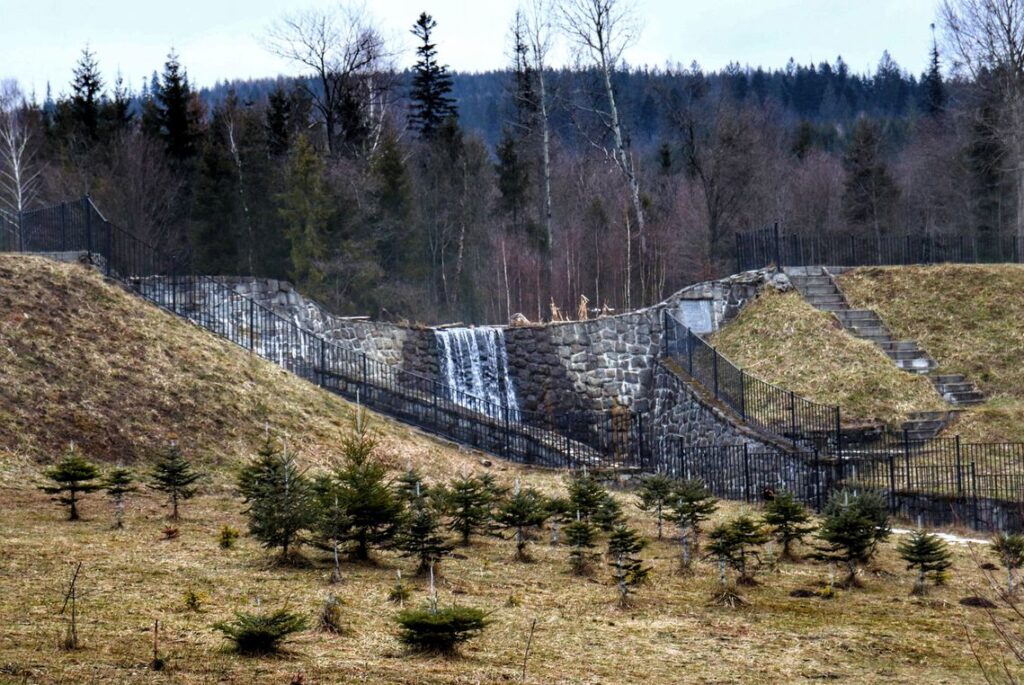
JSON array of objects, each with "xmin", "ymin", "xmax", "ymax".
[
  {"xmin": 445, "ymin": 475, "xmax": 493, "ymax": 545},
  {"xmin": 150, "ymin": 442, "xmax": 201, "ymax": 520},
  {"xmin": 897, "ymin": 529, "xmax": 952, "ymax": 595},
  {"xmin": 607, "ymin": 524, "xmax": 650, "ymax": 605},
  {"xmin": 495, "ymin": 484, "xmax": 549, "ymax": 561},
  {"xmin": 396, "ymin": 467, "xmax": 430, "ymax": 504},
  {"xmin": 564, "ymin": 513, "xmax": 599, "ymax": 575},
  {"xmin": 762, "ymin": 491, "xmax": 816, "ymax": 560},
  {"xmin": 103, "ymin": 465, "xmax": 136, "ymax": 529},
  {"xmin": 330, "ymin": 420, "xmax": 404, "ymax": 561},
  {"xmin": 814, "ymin": 490, "xmax": 890, "ymax": 586},
  {"xmin": 238, "ymin": 440, "xmax": 315, "ymax": 561},
  {"xmin": 41, "ymin": 445, "xmax": 102, "ymax": 521},
  {"xmin": 568, "ymin": 472, "xmax": 622, "ymax": 531},
  {"xmin": 705, "ymin": 514, "xmax": 769, "ymax": 586},
  {"xmin": 636, "ymin": 473, "xmax": 674, "ymax": 539},
  {"xmin": 667, "ymin": 479, "xmax": 718, "ymax": 570},
  {"xmin": 992, "ymin": 532, "xmax": 1024, "ymax": 595},
  {"xmin": 396, "ymin": 497, "xmax": 454, "ymax": 575},
  {"xmin": 312, "ymin": 474, "xmax": 353, "ymax": 583}
]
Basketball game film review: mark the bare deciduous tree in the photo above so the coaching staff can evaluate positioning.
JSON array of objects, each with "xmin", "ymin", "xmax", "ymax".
[
  {"xmin": 0, "ymin": 80, "xmax": 42, "ymax": 219},
  {"xmin": 266, "ymin": 4, "xmax": 390, "ymax": 157},
  {"xmin": 942, "ymin": 0, "xmax": 1024, "ymax": 239},
  {"xmin": 559, "ymin": 0, "xmax": 647, "ymax": 307}
]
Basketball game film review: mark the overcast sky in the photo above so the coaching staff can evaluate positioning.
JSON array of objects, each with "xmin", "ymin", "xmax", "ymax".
[{"xmin": 1, "ymin": 0, "xmax": 940, "ymax": 98}]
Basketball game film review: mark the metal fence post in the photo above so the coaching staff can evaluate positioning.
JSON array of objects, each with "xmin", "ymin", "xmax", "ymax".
[
  {"xmin": 773, "ymin": 221, "xmax": 781, "ymax": 267},
  {"xmin": 83, "ymin": 196, "xmax": 92, "ymax": 258},
  {"xmin": 739, "ymin": 372, "xmax": 746, "ymax": 419},
  {"xmin": 743, "ymin": 443, "xmax": 751, "ymax": 502},
  {"xmin": 319, "ymin": 338, "xmax": 326, "ymax": 387},
  {"xmin": 16, "ymin": 209, "xmax": 24, "ymax": 252},
  {"xmin": 248, "ymin": 298, "xmax": 254, "ymax": 352},
  {"xmin": 970, "ymin": 461, "xmax": 979, "ymax": 529},
  {"xmin": 903, "ymin": 429, "xmax": 911, "ymax": 491},
  {"xmin": 955, "ymin": 435, "xmax": 963, "ymax": 498},
  {"xmin": 712, "ymin": 349, "xmax": 719, "ymax": 399}
]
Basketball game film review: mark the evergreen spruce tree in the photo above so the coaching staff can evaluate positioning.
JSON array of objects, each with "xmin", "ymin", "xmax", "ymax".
[
  {"xmin": 992, "ymin": 532, "xmax": 1024, "ymax": 595},
  {"xmin": 103, "ymin": 465, "xmax": 136, "ymax": 529},
  {"xmin": 265, "ymin": 86, "xmax": 292, "ymax": 157},
  {"xmin": 667, "ymin": 479, "xmax": 718, "ymax": 570},
  {"xmin": 636, "ymin": 473, "xmax": 674, "ymax": 539},
  {"xmin": 106, "ymin": 72, "xmax": 133, "ymax": 134},
  {"xmin": 814, "ymin": 490, "xmax": 891, "ymax": 586},
  {"xmin": 396, "ymin": 467, "xmax": 431, "ymax": 505},
  {"xmin": 150, "ymin": 442, "xmax": 202, "ymax": 521},
  {"xmin": 330, "ymin": 420, "xmax": 404, "ymax": 561},
  {"xmin": 151, "ymin": 51, "xmax": 201, "ymax": 162},
  {"xmin": 705, "ymin": 514, "xmax": 769, "ymax": 585},
  {"xmin": 762, "ymin": 491, "xmax": 816, "ymax": 560},
  {"xmin": 607, "ymin": 524, "xmax": 650, "ymax": 605},
  {"xmin": 568, "ymin": 472, "xmax": 622, "ymax": 531},
  {"xmin": 191, "ymin": 99, "xmax": 241, "ymax": 275},
  {"xmin": 396, "ymin": 496, "xmax": 454, "ymax": 575},
  {"xmin": 921, "ymin": 31, "xmax": 946, "ymax": 118},
  {"xmin": 495, "ymin": 129, "xmax": 531, "ymax": 234},
  {"xmin": 237, "ymin": 439, "xmax": 315, "ymax": 561},
  {"xmin": 312, "ymin": 474, "xmax": 353, "ymax": 583},
  {"xmin": 495, "ymin": 484, "xmax": 549, "ymax": 561},
  {"xmin": 444, "ymin": 475, "xmax": 493, "ymax": 545},
  {"xmin": 69, "ymin": 47, "xmax": 104, "ymax": 143},
  {"xmin": 842, "ymin": 118, "xmax": 899, "ymax": 247},
  {"xmin": 278, "ymin": 134, "xmax": 331, "ymax": 295},
  {"xmin": 564, "ymin": 513, "xmax": 599, "ymax": 575},
  {"xmin": 408, "ymin": 13, "xmax": 458, "ymax": 140},
  {"xmin": 41, "ymin": 445, "xmax": 102, "ymax": 521},
  {"xmin": 897, "ymin": 529, "xmax": 952, "ymax": 595}
]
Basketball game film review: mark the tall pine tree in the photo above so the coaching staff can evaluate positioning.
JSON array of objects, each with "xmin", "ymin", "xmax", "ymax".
[{"xmin": 408, "ymin": 13, "xmax": 458, "ymax": 140}]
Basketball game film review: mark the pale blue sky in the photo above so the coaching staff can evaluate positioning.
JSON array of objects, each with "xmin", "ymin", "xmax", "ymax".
[{"xmin": 0, "ymin": 0, "xmax": 940, "ymax": 97}]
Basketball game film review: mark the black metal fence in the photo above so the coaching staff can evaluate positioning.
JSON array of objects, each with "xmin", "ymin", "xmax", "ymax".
[
  {"xmin": 737, "ymin": 223, "xmax": 1024, "ymax": 272},
  {"xmin": 13, "ymin": 198, "xmax": 642, "ymax": 471},
  {"xmin": 663, "ymin": 309, "xmax": 841, "ymax": 453},
  {"xmin": 654, "ymin": 440, "xmax": 1024, "ymax": 532}
]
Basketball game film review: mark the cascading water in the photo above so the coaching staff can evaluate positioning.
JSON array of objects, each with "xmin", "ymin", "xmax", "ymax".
[{"xmin": 434, "ymin": 327, "xmax": 519, "ymax": 421}]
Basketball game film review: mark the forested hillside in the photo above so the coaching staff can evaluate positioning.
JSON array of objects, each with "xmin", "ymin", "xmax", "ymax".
[{"xmin": 0, "ymin": 4, "xmax": 1018, "ymax": 325}]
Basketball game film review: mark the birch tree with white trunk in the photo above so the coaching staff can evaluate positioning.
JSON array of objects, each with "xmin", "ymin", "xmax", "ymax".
[
  {"xmin": 0, "ymin": 81, "xmax": 42, "ymax": 219},
  {"xmin": 559, "ymin": 0, "xmax": 647, "ymax": 306}
]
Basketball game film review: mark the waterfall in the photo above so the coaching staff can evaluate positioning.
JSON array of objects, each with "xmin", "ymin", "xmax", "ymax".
[{"xmin": 434, "ymin": 327, "xmax": 519, "ymax": 421}]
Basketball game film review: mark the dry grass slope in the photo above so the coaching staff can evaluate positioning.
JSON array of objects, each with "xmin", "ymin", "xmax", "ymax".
[
  {"xmin": 709, "ymin": 288, "xmax": 945, "ymax": 427},
  {"xmin": 0, "ymin": 255, "xmax": 461, "ymax": 473},
  {"xmin": 839, "ymin": 265, "xmax": 1024, "ymax": 442}
]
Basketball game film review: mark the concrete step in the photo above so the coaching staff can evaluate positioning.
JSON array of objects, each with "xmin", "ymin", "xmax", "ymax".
[
  {"xmin": 850, "ymin": 325, "xmax": 890, "ymax": 337},
  {"xmin": 876, "ymin": 340, "xmax": 922, "ymax": 353},
  {"xmin": 931, "ymin": 374, "xmax": 966, "ymax": 385},
  {"xmin": 790, "ymin": 275, "xmax": 833, "ymax": 287},
  {"xmin": 903, "ymin": 419, "xmax": 946, "ymax": 431},
  {"xmin": 897, "ymin": 358, "xmax": 937, "ymax": 372},
  {"xmin": 946, "ymin": 390, "xmax": 986, "ymax": 405},
  {"xmin": 800, "ymin": 285, "xmax": 841, "ymax": 297},
  {"xmin": 906, "ymin": 411, "xmax": 950, "ymax": 422},
  {"xmin": 904, "ymin": 429, "xmax": 941, "ymax": 440},
  {"xmin": 814, "ymin": 303, "xmax": 848, "ymax": 312},
  {"xmin": 887, "ymin": 349, "xmax": 929, "ymax": 361},
  {"xmin": 936, "ymin": 382, "xmax": 974, "ymax": 394},
  {"xmin": 807, "ymin": 296, "xmax": 847, "ymax": 308},
  {"xmin": 834, "ymin": 309, "xmax": 881, "ymax": 323}
]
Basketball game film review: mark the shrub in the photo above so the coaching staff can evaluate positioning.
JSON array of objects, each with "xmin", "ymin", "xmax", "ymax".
[
  {"xmin": 213, "ymin": 608, "xmax": 308, "ymax": 655},
  {"xmin": 814, "ymin": 490, "xmax": 891, "ymax": 586},
  {"xmin": 395, "ymin": 605, "xmax": 489, "ymax": 655},
  {"xmin": 183, "ymin": 588, "xmax": 208, "ymax": 612},
  {"xmin": 40, "ymin": 445, "xmax": 102, "ymax": 521},
  {"xmin": 219, "ymin": 525, "xmax": 240, "ymax": 550},
  {"xmin": 762, "ymin": 491, "xmax": 816, "ymax": 560},
  {"xmin": 317, "ymin": 594, "xmax": 345, "ymax": 634},
  {"xmin": 897, "ymin": 529, "xmax": 952, "ymax": 595}
]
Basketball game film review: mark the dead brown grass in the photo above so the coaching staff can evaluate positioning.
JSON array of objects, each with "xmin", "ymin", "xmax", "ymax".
[
  {"xmin": 839, "ymin": 265, "xmax": 1024, "ymax": 442},
  {"xmin": 709, "ymin": 289, "xmax": 945, "ymax": 427},
  {"xmin": 0, "ymin": 474, "xmax": 1012, "ymax": 684},
  {"xmin": 0, "ymin": 255, "xmax": 464, "ymax": 474}
]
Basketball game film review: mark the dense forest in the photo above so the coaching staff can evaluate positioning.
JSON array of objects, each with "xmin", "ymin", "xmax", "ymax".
[{"xmin": 0, "ymin": 1, "xmax": 1020, "ymax": 324}]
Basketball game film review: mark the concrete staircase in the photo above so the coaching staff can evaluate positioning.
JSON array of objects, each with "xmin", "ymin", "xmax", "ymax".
[
  {"xmin": 932, "ymin": 374, "xmax": 986, "ymax": 406},
  {"xmin": 785, "ymin": 267, "xmax": 937, "ymax": 374},
  {"xmin": 900, "ymin": 410, "xmax": 954, "ymax": 441},
  {"xmin": 785, "ymin": 266, "xmax": 986, "ymax": 410}
]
